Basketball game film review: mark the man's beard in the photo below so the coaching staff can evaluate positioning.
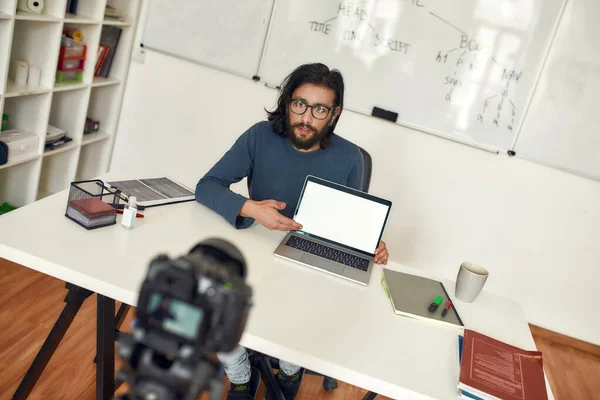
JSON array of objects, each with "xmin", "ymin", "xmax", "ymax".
[{"xmin": 287, "ymin": 122, "xmax": 330, "ymax": 150}]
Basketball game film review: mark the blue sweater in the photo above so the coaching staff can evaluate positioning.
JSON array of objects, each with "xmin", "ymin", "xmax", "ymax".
[{"xmin": 195, "ymin": 121, "xmax": 364, "ymax": 229}]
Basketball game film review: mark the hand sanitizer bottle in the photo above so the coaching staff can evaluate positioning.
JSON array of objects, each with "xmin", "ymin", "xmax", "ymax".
[{"xmin": 121, "ymin": 196, "xmax": 137, "ymax": 230}]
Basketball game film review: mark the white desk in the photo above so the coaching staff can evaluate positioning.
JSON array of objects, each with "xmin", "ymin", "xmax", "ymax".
[{"xmin": 0, "ymin": 185, "xmax": 547, "ymax": 400}]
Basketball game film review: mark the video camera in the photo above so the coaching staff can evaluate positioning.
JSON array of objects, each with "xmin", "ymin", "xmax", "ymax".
[{"xmin": 116, "ymin": 238, "xmax": 253, "ymax": 400}]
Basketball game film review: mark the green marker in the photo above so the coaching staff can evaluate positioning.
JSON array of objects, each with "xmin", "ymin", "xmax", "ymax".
[{"xmin": 428, "ymin": 296, "xmax": 443, "ymax": 312}]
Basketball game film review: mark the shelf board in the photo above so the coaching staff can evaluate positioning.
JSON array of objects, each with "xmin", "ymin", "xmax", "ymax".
[
  {"xmin": 64, "ymin": 13, "xmax": 101, "ymax": 24},
  {"xmin": 43, "ymin": 142, "xmax": 79, "ymax": 157},
  {"xmin": 0, "ymin": 12, "xmax": 11, "ymax": 20},
  {"xmin": 103, "ymin": 18, "xmax": 131, "ymax": 27},
  {"xmin": 5, "ymin": 81, "xmax": 52, "ymax": 98},
  {"xmin": 92, "ymin": 76, "xmax": 120, "ymax": 88},
  {"xmin": 0, "ymin": 153, "xmax": 41, "ymax": 170},
  {"xmin": 82, "ymin": 132, "xmax": 111, "ymax": 146},
  {"xmin": 15, "ymin": 11, "xmax": 62, "ymax": 22},
  {"xmin": 54, "ymin": 82, "xmax": 90, "ymax": 92},
  {"xmin": 36, "ymin": 188, "xmax": 55, "ymax": 200}
]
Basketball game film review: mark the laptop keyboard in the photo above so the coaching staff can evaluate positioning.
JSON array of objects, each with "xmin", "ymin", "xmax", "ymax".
[{"xmin": 285, "ymin": 235, "xmax": 370, "ymax": 271}]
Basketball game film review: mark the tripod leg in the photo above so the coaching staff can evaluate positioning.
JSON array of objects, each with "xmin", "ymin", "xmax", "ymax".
[
  {"xmin": 12, "ymin": 283, "xmax": 93, "ymax": 400},
  {"xmin": 114, "ymin": 377, "xmax": 126, "ymax": 391},
  {"xmin": 96, "ymin": 294, "xmax": 116, "ymax": 400},
  {"xmin": 256, "ymin": 356, "xmax": 286, "ymax": 400}
]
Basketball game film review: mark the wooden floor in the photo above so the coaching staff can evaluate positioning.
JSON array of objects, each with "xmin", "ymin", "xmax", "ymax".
[{"xmin": 0, "ymin": 259, "xmax": 599, "ymax": 400}]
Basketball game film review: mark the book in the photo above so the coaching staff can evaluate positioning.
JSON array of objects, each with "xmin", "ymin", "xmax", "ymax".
[
  {"xmin": 95, "ymin": 45, "xmax": 110, "ymax": 76},
  {"xmin": 46, "ymin": 124, "xmax": 66, "ymax": 142},
  {"xmin": 458, "ymin": 335, "xmax": 485, "ymax": 400},
  {"xmin": 66, "ymin": 0, "xmax": 78, "ymax": 15},
  {"xmin": 104, "ymin": 5, "xmax": 125, "ymax": 21},
  {"xmin": 381, "ymin": 268, "xmax": 464, "ymax": 329},
  {"xmin": 98, "ymin": 26, "xmax": 122, "ymax": 78},
  {"xmin": 458, "ymin": 329, "xmax": 548, "ymax": 400},
  {"xmin": 45, "ymin": 136, "xmax": 72, "ymax": 151},
  {"xmin": 107, "ymin": 177, "xmax": 195, "ymax": 207}
]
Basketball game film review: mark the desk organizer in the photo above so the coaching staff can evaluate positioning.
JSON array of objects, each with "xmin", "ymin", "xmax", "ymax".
[
  {"xmin": 56, "ymin": 41, "xmax": 86, "ymax": 84},
  {"xmin": 65, "ymin": 180, "xmax": 123, "ymax": 230}
]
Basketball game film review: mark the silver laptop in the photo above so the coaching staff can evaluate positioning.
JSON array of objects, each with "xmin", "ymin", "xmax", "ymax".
[{"xmin": 274, "ymin": 175, "xmax": 392, "ymax": 285}]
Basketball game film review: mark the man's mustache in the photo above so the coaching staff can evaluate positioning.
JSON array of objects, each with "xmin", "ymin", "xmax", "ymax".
[{"xmin": 291, "ymin": 123, "xmax": 317, "ymax": 134}]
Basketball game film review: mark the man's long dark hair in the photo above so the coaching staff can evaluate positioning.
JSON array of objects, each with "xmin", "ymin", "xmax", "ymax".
[{"xmin": 267, "ymin": 63, "xmax": 344, "ymax": 149}]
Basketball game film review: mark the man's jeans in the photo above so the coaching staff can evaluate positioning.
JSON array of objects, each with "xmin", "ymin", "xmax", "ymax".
[{"xmin": 218, "ymin": 345, "xmax": 301, "ymax": 384}]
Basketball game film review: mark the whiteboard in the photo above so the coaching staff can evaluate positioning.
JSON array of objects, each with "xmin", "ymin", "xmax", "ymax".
[
  {"xmin": 514, "ymin": 0, "xmax": 600, "ymax": 181},
  {"xmin": 142, "ymin": 0, "xmax": 275, "ymax": 79},
  {"xmin": 258, "ymin": 0, "xmax": 566, "ymax": 152}
]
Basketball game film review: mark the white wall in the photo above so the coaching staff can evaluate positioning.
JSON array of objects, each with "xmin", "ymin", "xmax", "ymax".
[{"xmin": 112, "ymin": 50, "xmax": 600, "ymax": 345}]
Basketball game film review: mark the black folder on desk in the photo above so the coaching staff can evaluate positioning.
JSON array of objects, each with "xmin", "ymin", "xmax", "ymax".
[{"xmin": 107, "ymin": 177, "xmax": 195, "ymax": 208}]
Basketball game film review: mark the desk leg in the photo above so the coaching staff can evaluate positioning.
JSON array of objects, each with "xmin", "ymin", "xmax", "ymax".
[
  {"xmin": 96, "ymin": 294, "xmax": 116, "ymax": 400},
  {"xmin": 12, "ymin": 283, "xmax": 93, "ymax": 400},
  {"xmin": 115, "ymin": 303, "xmax": 131, "ymax": 331},
  {"xmin": 93, "ymin": 303, "xmax": 130, "ymax": 391},
  {"xmin": 362, "ymin": 392, "xmax": 378, "ymax": 400},
  {"xmin": 93, "ymin": 303, "xmax": 131, "ymax": 362}
]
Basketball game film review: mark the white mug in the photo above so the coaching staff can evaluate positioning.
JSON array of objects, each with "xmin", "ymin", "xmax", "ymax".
[{"xmin": 455, "ymin": 262, "xmax": 488, "ymax": 302}]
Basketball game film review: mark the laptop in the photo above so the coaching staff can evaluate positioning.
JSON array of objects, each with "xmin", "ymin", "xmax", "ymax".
[{"xmin": 274, "ymin": 175, "xmax": 392, "ymax": 285}]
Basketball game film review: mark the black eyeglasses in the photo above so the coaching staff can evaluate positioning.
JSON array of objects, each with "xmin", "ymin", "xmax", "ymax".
[{"xmin": 289, "ymin": 99, "xmax": 334, "ymax": 120}]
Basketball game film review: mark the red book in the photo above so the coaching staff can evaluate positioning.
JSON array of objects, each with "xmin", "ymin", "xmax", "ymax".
[
  {"xmin": 69, "ymin": 198, "xmax": 115, "ymax": 217},
  {"xmin": 95, "ymin": 46, "xmax": 110, "ymax": 76},
  {"xmin": 459, "ymin": 329, "xmax": 548, "ymax": 400}
]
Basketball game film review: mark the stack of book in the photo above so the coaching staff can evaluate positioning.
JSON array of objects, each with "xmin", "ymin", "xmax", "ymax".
[
  {"xmin": 46, "ymin": 125, "xmax": 72, "ymax": 151},
  {"xmin": 66, "ymin": 198, "xmax": 116, "ymax": 229},
  {"xmin": 104, "ymin": 5, "xmax": 125, "ymax": 21},
  {"xmin": 458, "ymin": 330, "xmax": 548, "ymax": 400}
]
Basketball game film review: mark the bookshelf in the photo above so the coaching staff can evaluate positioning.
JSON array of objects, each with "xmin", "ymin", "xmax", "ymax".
[{"xmin": 0, "ymin": 0, "xmax": 140, "ymax": 208}]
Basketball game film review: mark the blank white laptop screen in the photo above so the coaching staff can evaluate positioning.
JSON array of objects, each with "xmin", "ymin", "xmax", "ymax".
[{"xmin": 293, "ymin": 179, "xmax": 391, "ymax": 255}]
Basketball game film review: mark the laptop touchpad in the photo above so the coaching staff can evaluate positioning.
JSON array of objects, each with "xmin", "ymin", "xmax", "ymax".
[{"xmin": 300, "ymin": 254, "xmax": 345, "ymax": 275}]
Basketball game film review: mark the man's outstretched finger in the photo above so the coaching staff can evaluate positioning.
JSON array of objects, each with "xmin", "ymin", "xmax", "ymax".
[{"xmin": 280, "ymin": 217, "xmax": 301, "ymax": 231}]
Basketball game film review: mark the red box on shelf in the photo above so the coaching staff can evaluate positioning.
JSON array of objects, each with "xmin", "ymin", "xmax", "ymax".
[
  {"xmin": 57, "ymin": 58, "xmax": 85, "ymax": 71},
  {"xmin": 59, "ymin": 44, "xmax": 87, "ymax": 60}
]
